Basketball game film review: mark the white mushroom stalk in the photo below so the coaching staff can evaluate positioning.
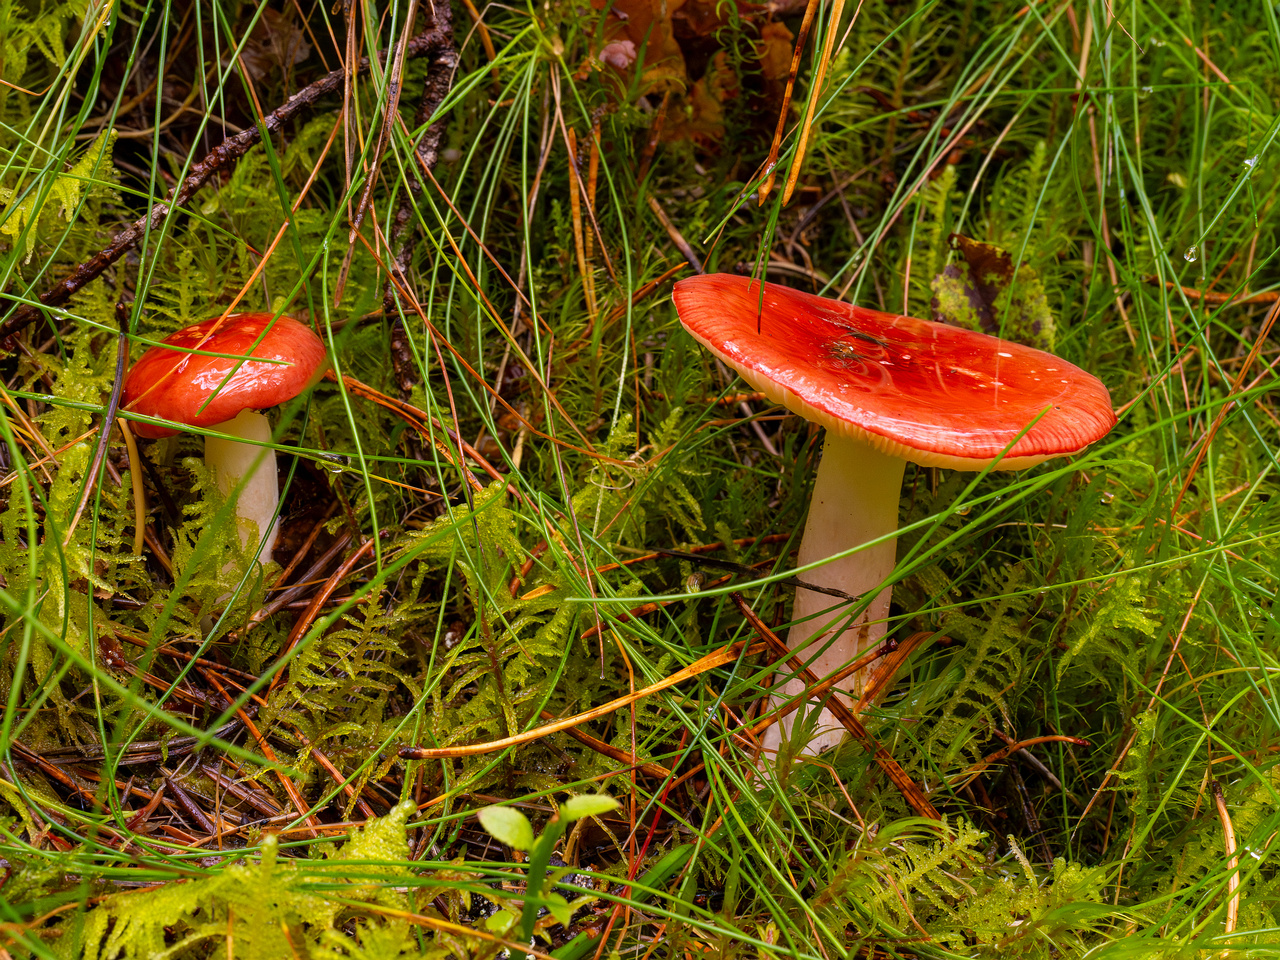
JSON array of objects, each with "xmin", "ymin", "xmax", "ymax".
[
  {"xmin": 204, "ymin": 409, "xmax": 280, "ymax": 564},
  {"xmin": 763, "ymin": 435, "xmax": 906, "ymax": 756}
]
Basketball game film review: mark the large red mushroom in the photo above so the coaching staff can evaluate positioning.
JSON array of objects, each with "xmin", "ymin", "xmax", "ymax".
[
  {"xmin": 123, "ymin": 314, "xmax": 327, "ymax": 565},
  {"xmin": 673, "ymin": 274, "xmax": 1116, "ymax": 756}
]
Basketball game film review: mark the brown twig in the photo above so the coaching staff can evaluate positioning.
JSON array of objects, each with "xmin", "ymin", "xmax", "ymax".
[
  {"xmin": 1211, "ymin": 780, "xmax": 1240, "ymax": 947},
  {"xmin": 730, "ymin": 593, "xmax": 942, "ymax": 822},
  {"xmin": 846, "ymin": 630, "xmax": 940, "ymax": 712},
  {"xmin": 39, "ymin": 717, "xmax": 246, "ymax": 765},
  {"xmin": 10, "ymin": 743, "xmax": 108, "ymax": 813},
  {"xmin": 385, "ymin": 5, "xmax": 458, "ymax": 396},
  {"xmin": 296, "ymin": 738, "xmax": 380, "ymax": 819},
  {"xmin": 1173, "ymin": 298, "xmax": 1280, "ymax": 515},
  {"xmin": 757, "ymin": 0, "xmax": 820, "ymax": 203},
  {"xmin": 537, "ymin": 710, "xmax": 672, "ymax": 779},
  {"xmin": 268, "ymin": 536, "xmax": 379, "ymax": 693},
  {"xmin": 332, "ymin": 371, "xmax": 489, "ymax": 490},
  {"xmin": 646, "ymin": 197, "xmax": 703, "ymax": 274},
  {"xmin": 334, "ymin": 0, "xmax": 423, "ymax": 306},
  {"xmin": 245, "ymin": 531, "xmax": 354, "ymax": 629},
  {"xmin": 578, "ymin": 575, "xmax": 734, "ymax": 641},
  {"xmin": 201, "ymin": 668, "xmax": 322, "ymax": 836},
  {"xmin": 124, "ymin": 781, "xmax": 168, "ymax": 832},
  {"xmin": 166, "ymin": 776, "xmax": 217, "ymax": 836},
  {"xmin": 1145, "ymin": 275, "xmax": 1279, "ymax": 306},
  {"xmin": 399, "ymin": 640, "xmax": 770, "ymax": 760},
  {"xmin": 777, "ymin": 0, "xmax": 859, "ymax": 207},
  {"xmin": 567, "ymin": 127, "xmax": 598, "ymax": 323},
  {"xmin": 201, "ymin": 762, "xmax": 285, "ymax": 817},
  {"xmin": 948, "ymin": 735, "xmax": 1090, "ymax": 790}
]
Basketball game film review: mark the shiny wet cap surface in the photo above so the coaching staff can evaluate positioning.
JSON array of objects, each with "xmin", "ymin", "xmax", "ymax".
[
  {"xmin": 673, "ymin": 274, "xmax": 1115, "ymax": 470},
  {"xmin": 123, "ymin": 314, "xmax": 327, "ymax": 439}
]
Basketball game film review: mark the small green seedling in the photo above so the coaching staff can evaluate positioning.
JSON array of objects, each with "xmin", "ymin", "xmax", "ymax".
[{"xmin": 477, "ymin": 794, "xmax": 620, "ymax": 944}]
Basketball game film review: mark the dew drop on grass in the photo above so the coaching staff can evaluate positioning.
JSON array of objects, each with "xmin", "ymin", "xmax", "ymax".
[
  {"xmin": 1244, "ymin": 155, "xmax": 1258, "ymax": 170},
  {"xmin": 1184, "ymin": 246, "xmax": 1198, "ymax": 262}
]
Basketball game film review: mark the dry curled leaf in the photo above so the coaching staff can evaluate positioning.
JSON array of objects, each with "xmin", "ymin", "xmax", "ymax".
[
  {"xmin": 931, "ymin": 233, "xmax": 1056, "ymax": 350},
  {"xmin": 757, "ymin": 20, "xmax": 795, "ymax": 81},
  {"xmin": 238, "ymin": 8, "xmax": 312, "ymax": 82}
]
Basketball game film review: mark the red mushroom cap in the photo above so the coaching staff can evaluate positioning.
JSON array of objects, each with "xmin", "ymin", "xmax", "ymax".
[
  {"xmin": 673, "ymin": 274, "xmax": 1115, "ymax": 470},
  {"xmin": 123, "ymin": 314, "xmax": 328, "ymax": 440}
]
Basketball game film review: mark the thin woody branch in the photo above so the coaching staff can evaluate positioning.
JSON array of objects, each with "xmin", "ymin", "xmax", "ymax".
[
  {"xmin": 0, "ymin": 24, "xmax": 451, "ymax": 349},
  {"xmin": 386, "ymin": 7, "xmax": 458, "ymax": 397}
]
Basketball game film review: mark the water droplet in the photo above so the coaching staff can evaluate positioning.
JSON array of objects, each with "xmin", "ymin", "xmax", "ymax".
[
  {"xmin": 954, "ymin": 505, "xmax": 972, "ymax": 517},
  {"xmin": 1184, "ymin": 245, "xmax": 1198, "ymax": 262},
  {"xmin": 1139, "ymin": 86, "xmax": 1153, "ymax": 98},
  {"xmin": 317, "ymin": 453, "xmax": 346, "ymax": 474},
  {"xmin": 1244, "ymin": 155, "xmax": 1258, "ymax": 170},
  {"xmin": 1099, "ymin": 492, "xmax": 1115, "ymax": 505}
]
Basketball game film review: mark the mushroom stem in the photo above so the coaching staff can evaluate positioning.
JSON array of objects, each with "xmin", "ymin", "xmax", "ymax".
[
  {"xmin": 764, "ymin": 434, "xmax": 906, "ymax": 757},
  {"xmin": 204, "ymin": 409, "xmax": 280, "ymax": 564}
]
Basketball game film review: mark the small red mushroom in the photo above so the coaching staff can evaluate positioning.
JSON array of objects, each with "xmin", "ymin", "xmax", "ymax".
[
  {"xmin": 672, "ymin": 274, "xmax": 1116, "ymax": 756},
  {"xmin": 123, "ymin": 314, "xmax": 327, "ymax": 565}
]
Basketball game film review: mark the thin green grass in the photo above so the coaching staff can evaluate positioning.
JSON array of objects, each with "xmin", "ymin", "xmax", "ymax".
[{"xmin": 1, "ymin": 0, "xmax": 1279, "ymax": 956}]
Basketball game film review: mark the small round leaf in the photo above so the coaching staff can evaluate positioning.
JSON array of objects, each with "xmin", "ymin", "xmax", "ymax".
[
  {"xmin": 560, "ymin": 795, "xmax": 620, "ymax": 822},
  {"xmin": 477, "ymin": 805, "xmax": 534, "ymax": 850}
]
